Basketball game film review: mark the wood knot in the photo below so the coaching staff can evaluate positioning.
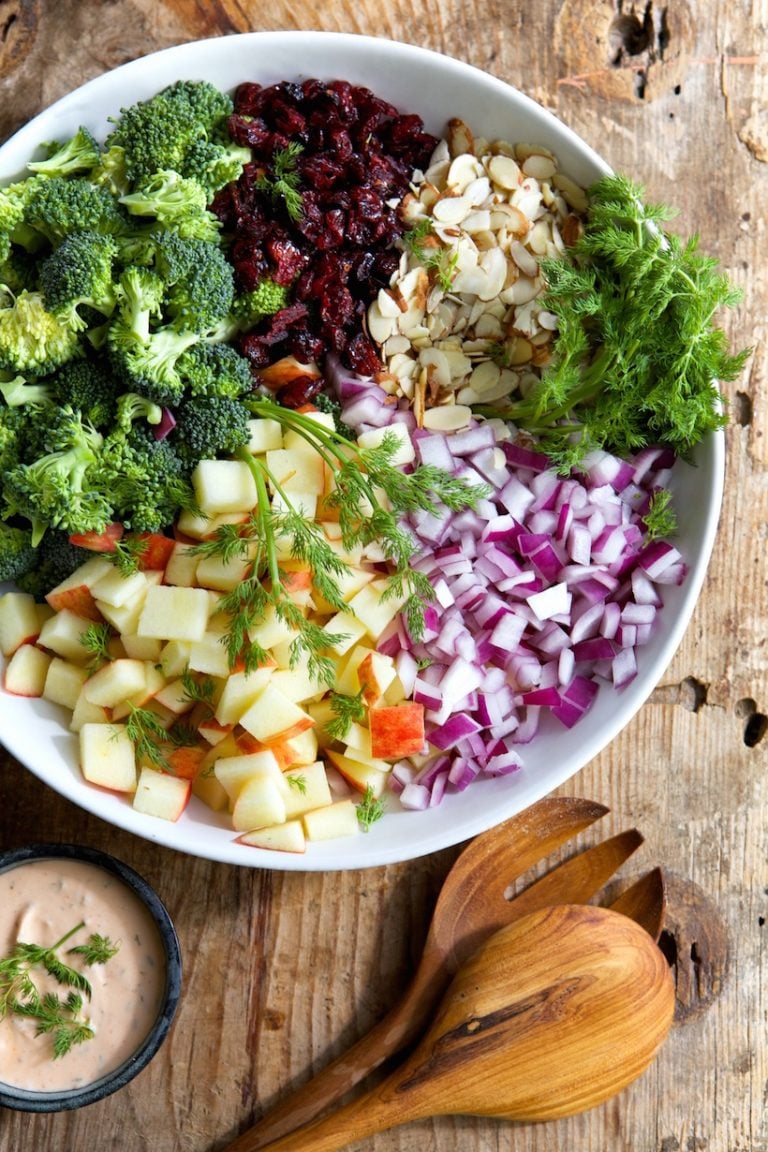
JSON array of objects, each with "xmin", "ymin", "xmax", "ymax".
[
  {"xmin": 555, "ymin": 0, "xmax": 696, "ymax": 103},
  {"xmin": 657, "ymin": 872, "xmax": 729, "ymax": 1024},
  {"xmin": 0, "ymin": 0, "xmax": 40, "ymax": 78}
]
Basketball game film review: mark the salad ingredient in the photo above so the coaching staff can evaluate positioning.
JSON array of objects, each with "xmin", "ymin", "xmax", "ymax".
[{"xmin": 0, "ymin": 856, "xmax": 165, "ymax": 1090}]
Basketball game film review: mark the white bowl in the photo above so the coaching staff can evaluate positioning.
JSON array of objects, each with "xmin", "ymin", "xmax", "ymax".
[{"xmin": 0, "ymin": 32, "xmax": 723, "ymax": 870}]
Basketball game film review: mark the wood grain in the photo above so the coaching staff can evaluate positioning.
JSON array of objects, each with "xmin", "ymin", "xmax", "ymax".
[{"xmin": 0, "ymin": 1, "xmax": 766, "ymax": 1150}]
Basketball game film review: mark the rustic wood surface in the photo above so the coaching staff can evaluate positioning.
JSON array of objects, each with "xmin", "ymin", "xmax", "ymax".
[{"xmin": 0, "ymin": 2, "xmax": 765, "ymax": 1150}]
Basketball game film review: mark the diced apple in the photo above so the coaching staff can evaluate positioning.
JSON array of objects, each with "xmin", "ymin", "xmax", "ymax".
[
  {"xmin": 282, "ymin": 410, "xmax": 336, "ymax": 446},
  {"xmin": 3, "ymin": 643, "xmax": 51, "ymax": 696},
  {"xmin": 253, "ymin": 355, "xmax": 321, "ymax": 390},
  {"xmin": 45, "ymin": 557, "xmax": 113, "ymax": 620},
  {"xmin": 231, "ymin": 775, "xmax": 287, "ymax": 832},
  {"xmin": 121, "ymin": 633, "xmax": 163, "ymax": 662},
  {"xmin": 333, "ymin": 644, "xmax": 376, "ymax": 695},
  {"xmin": 186, "ymin": 629, "xmax": 231, "ymax": 679},
  {"xmin": 312, "ymin": 567, "xmax": 375, "ymax": 614},
  {"xmin": 369, "ymin": 702, "xmax": 426, "ymax": 759},
  {"xmin": 137, "ymin": 585, "xmax": 210, "ymax": 642},
  {"xmin": 272, "ymin": 490, "xmax": 317, "ymax": 520},
  {"xmin": 214, "ymin": 666, "xmax": 274, "ymax": 726},
  {"xmin": 237, "ymin": 819, "xmax": 306, "ymax": 853},
  {"xmin": 213, "ymin": 749, "xmax": 283, "ymax": 803},
  {"xmin": 111, "ymin": 663, "xmax": 166, "ymax": 719},
  {"xmin": 42, "ymin": 657, "xmax": 89, "ymax": 710},
  {"xmin": 83, "ymin": 659, "xmax": 147, "ymax": 709},
  {"xmin": 192, "ymin": 459, "xmax": 258, "ymax": 516},
  {"xmin": 37, "ymin": 610, "xmax": 96, "ymax": 663},
  {"xmin": 279, "ymin": 727, "xmax": 319, "ymax": 768},
  {"xmin": 79, "ymin": 722, "xmax": 137, "ymax": 792},
  {"xmin": 321, "ymin": 611, "xmax": 368, "ymax": 656},
  {"xmin": 163, "ymin": 542, "xmax": 199, "ymax": 587},
  {"xmin": 358, "ymin": 651, "xmax": 397, "ymax": 705},
  {"xmin": 132, "ymin": 533, "xmax": 176, "ymax": 573},
  {"xmin": 69, "ymin": 687, "xmax": 109, "ymax": 732},
  {"xmin": 326, "ymin": 749, "xmax": 389, "ymax": 797},
  {"xmin": 197, "ymin": 717, "xmax": 232, "ymax": 746},
  {"xmin": 346, "ymin": 580, "xmax": 407, "ymax": 642},
  {"xmin": 192, "ymin": 769, "xmax": 229, "ymax": 812},
  {"xmin": 153, "ymin": 677, "xmax": 196, "ymax": 716},
  {"xmin": 94, "ymin": 585, "xmax": 148, "ymax": 635},
  {"xmin": 195, "ymin": 548, "xmax": 256, "ymax": 593},
  {"xmin": 90, "ymin": 567, "xmax": 149, "ymax": 609},
  {"xmin": 270, "ymin": 663, "xmax": 326, "ymax": 704},
  {"xmin": 302, "ymin": 798, "xmax": 360, "ymax": 841},
  {"xmin": 246, "ymin": 417, "xmax": 284, "ymax": 454},
  {"xmin": 165, "ymin": 744, "xmax": 207, "ymax": 780},
  {"xmin": 158, "ymin": 640, "xmax": 193, "ymax": 679},
  {"xmin": 133, "ymin": 767, "xmax": 191, "ymax": 821},
  {"xmin": 283, "ymin": 761, "xmax": 332, "ymax": 818},
  {"xmin": 247, "ymin": 604, "xmax": 299, "ymax": 650},
  {"xmin": 0, "ymin": 592, "xmax": 41, "ymax": 656},
  {"xmin": 357, "ymin": 422, "xmax": 416, "ymax": 466},
  {"xmin": 239, "ymin": 684, "xmax": 315, "ymax": 745}
]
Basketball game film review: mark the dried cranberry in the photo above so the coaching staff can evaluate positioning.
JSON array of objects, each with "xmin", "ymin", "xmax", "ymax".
[{"xmin": 275, "ymin": 374, "xmax": 324, "ymax": 409}]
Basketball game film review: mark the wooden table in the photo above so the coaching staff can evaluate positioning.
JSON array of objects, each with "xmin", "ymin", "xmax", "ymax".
[{"xmin": 0, "ymin": 2, "xmax": 764, "ymax": 1149}]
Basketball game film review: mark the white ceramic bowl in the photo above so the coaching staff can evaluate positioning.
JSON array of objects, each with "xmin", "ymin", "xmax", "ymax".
[{"xmin": 0, "ymin": 32, "xmax": 723, "ymax": 870}]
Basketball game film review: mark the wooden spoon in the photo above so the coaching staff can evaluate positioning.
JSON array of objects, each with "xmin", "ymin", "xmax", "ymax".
[
  {"xmin": 233, "ymin": 798, "xmax": 644, "ymax": 1148},
  {"xmin": 225, "ymin": 904, "xmax": 675, "ymax": 1152}
]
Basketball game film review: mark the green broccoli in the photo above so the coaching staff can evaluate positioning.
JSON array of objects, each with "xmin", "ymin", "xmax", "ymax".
[
  {"xmin": 27, "ymin": 127, "xmax": 102, "ymax": 179},
  {"xmin": 0, "ymin": 178, "xmax": 49, "ymax": 256},
  {"xmin": 3, "ymin": 406, "xmax": 110, "ymax": 544},
  {"xmin": 90, "ymin": 145, "xmax": 130, "ymax": 198},
  {"xmin": 152, "ymin": 231, "xmax": 234, "ymax": 334},
  {"xmin": 23, "ymin": 177, "xmax": 127, "ymax": 246},
  {"xmin": 0, "ymin": 375, "xmax": 53, "ymax": 407},
  {"xmin": 0, "ymin": 402, "xmax": 52, "ymax": 472},
  {"xmin": 179, "ymin": 135, "xmax": 251, "ymax": 201},
  {"xmin": 105, "ymin": 80, "xmax": 233, "ymax": 188},
  {"xmin": 233, "ymin": 279, "xmax": 290, "ymax": 330},
  {"xmin": 0, "ymin": 287, "xmax": 81, "ymax": 375},
  {"xmin": 0, "ymin": 246, "xmax": 41, "ymax": 294},
  {"xmin": 15, "ymin": 528, "xmax": 93, "ymax": 599},
  {"xmin": 176, "ymin": 341, "xmax": 252, "ymax": 399},
  {"xmin": 173, "ymin": 395, "xmax": 251, "ymax": 463},
  {"xmin": 100, "ymin": 423, "xmax": 194, "ymax": 532},
  {"xmin": 115, "ymin": 391, "xmax": 163, "ymax": 431},
  {"xmin": 49, "ymin": 357, "xmax": 119, "ymax": 427},
  {"xmin": 0, "ymin": 520, "xmax": 37, "ymax": 583},
  {"xmin": 39, "ymin": 229, "xmax": 117, "ymax": 331}
]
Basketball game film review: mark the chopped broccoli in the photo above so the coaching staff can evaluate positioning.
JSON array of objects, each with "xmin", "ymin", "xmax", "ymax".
[
  {"xmin": 233, "ymin": 279, "xmax": 291, "ymax": 330},
  {"xmin": 100, "ymin": 423, "xmax": 194, "ymax": 532},
  {"xmin": 173, "ymin": 395, "xmax": 251, "ymax": 463},
  {"xmin": 115, "ymin": 391, "xmax": 163, "ymax": 431},
  {"xmin": 0, "ymin": 520, "xmax": 37, "ymax": 583},
  {"xmin": 119, "ymin": 169, "xmax": 209, "ymax": 223},
  {"xmin": 50, "ymin": 357, "xmax": 119, "ymax": 427},
  {"xmin": 176, "ymin": 341, "xmax": 253, "ymax": 399},
  {"xmin": 0, "ymin": 246, "xmax": 41, "ymax": 294},
  {"xmin": 23, "ymin": 177, "xmax": 127, "ymax": 245},
  {"xmin": 0, "ymin": 287, "xmax": 81, "ymax": 375},
  {"xmin": 105, "ymin": 80, "xmax": 233, "ymax": 188},
  {"xmin": 27, "ymin": 127, "xmax": 102, "ymax": 179},
  {"xmin": 3, "ymin": 406, "xmax": 110, "ymax": 544},
  {"xmin": 0, "ymin": 375, "xmax": 53, "ymax": 407},
  {"xmin": 39, "ymin": 229, "xmax": 117, "ymax": 331},
  {"xmin": 15, "ymin": 528, "xmax": 93, "ymax": 599},
  {"xmin": 111, "ymin": 265, "xmax": 165, "ymax": 340},
  {"xmin": 179, "ymin": 136, "xmax": 252, "ymax": 201},
  {"xmin": 152, "ymin": 231, "xmax": 234, "ymax": 334},
  {"xmin": 90, "ymin": 144, "xmax": 130, "ymax": 198}
]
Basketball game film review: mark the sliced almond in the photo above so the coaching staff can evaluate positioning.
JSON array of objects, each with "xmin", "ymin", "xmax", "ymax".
[{"xmin": 422, "ymin": 404, "xmax": 473, "ymax": 432}]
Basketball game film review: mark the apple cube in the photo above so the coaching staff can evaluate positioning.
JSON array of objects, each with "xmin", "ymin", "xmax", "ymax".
[
  {"xmin": 69, "ymin": 688, "xmax": 109, "ymax": 732},
  {"xmin": 192, "ymin": 459, "xmax": 258, "ymax": 516},
  {"xmin": 195, "ymin": 549, "xmax": 256, "ymax": 593},
  {"xmin": 369, "ymin": 702, "xmax": 426, "ymax": 759},
  {"xmin": 79, "ymin": 722, "xmax": 137, "ymax": 792},
  {"xmin": 266, "ymin": 447, "xmax": 325, "ymax": 496},
  {"xmin": 43, "ymin": 658, "xmax": 90, "ymax": 710},
  {"xmin": 83, "ymin": 658, "xmax": 147, "ymax": 709},
  {"xmin": 231, "ymin": 775, "xmax": 287, "ymax": 832},
  {"xmin": 214, "ymin": 666, "xmax": 274, "ymax": 726},
  {"xmin": 192, "ymin": 770, "xmax": 229, "ymax": 812},
  {"xmin": 45, "ymin": 557, "xmax": 113, "ymax": 620},
  {"xmin": 213, "ymin": 749, "xmax": 283, "ymax": 803},
  {"xmin": 0, "ymin": 592, "xmax": 41, "ymax": 655},
  {"xmin": 90, "ymin": 567, "xmax": 149, "ymax": 609},
  {"xmin": 283, "ymin": 761, "xmax": 332, "ymax": 818},
  {"xmin": 281, "ymin": 410, "xmax": 336, "ymax": 445},
  {"xmin": 302, "ymin": 798, "xmax": 360, "ymax": 841},
  {"xmin": 357, "ymin": 422, "xmax": 416, "ymax": 466},
  {"xmin": 197, "ymin": 718, "xmax": 232, "ymax": 747},
  {"xmin": 152, "ymin": 678, "xmax": 196, "ymax": 716},
  {"xmin": 165, "ymin": 744, "xmax": 207, "ymax": 780},
  {"xmin": 37, "ymin": 610, "xmax": 96, "ymax": 663},
  {"xmin": 246, "ymin": 417, "xmax": 284, "ymax": 454},
  {"xmin": 158, "ymin": 640, "xmax": 193, "ymax": 679},
  {"xmin": 187, "ymin": 629, "xmax": 231, "ymax": 679},
  {"xmin": 111, "ymin": 663, "xmax": 166, "ymax": 719},
  {"xmin": 247, "ymin": 604, "xmax": 299, "ymax": 650},
  {"xmin": 278, "ymin": 727, "xmax": 319, "ymax": 767},
  {"xmin": 358, "ymin": 651, "xmax": 397, "ymax": 705},
  {"xmin": 271, "ymin": 490, "xmax": 317, "ymax": 520},
  {"xmin": 133, "ymin": 767, "xmax": 191, "ymax": 821},
  {"xmin": 346, "ymin": 581, "xmax": 407, "ymax": 642},
  {"xmin": 321, "ymin": 611, "xmax": 367, "ymax": 656},
  {"xmin": 239, "ymin": 684, "xmax": 315, "ymax": 745},
  {"xmin": 137, "ymin": 585, "xmax": 210, "ymax": 642},
  {"xmin": 164, "ymin": 543, "xmax": 199, "ymax": 587},
  {"xmin": 121, "ymin": 633, "xmax": 163, "ymax": 662},
  {"xmin": 332, "ymin": 644, "xmax": 376, "ymax": 695},
  {"xmin": 269, "ymin": 663, "xmax": 326, "ymax": 705},
  {"xmin": 326, "ymin": 750, "xmax": 389, "ymax": 797},
  {"xmin": 3, "ymin": 643, "xmax": 51, "ymax": 696},
  {"xmin": 237, "ymin": 819, "xmax": 306, "ymax": 853}
]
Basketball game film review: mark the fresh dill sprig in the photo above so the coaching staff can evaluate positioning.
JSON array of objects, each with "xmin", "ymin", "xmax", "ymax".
[
  {"xmin": 643, "ymin": 487, "xmax": 678, "ymax": 540},
  {"xmin": 122, "ymin": 703, "xmax": 171, "ymax": 769},
  {"xmin": 107, "ymin": 534, "xmax": 149, "ymax": 576},
  {"xmin": 356, "ymin": 784, "xmax": 385, "ymax": 831},
  {"xmin": 326, "ymin": 688, "xmax": 367, "ymax": 742},
  {"xmin": 80, "ymin": 621, "xmax": 113, "ymax": 671},
  {"xmin": 0, "ymin": 923, "xmax": 118, "ymax": 1060},
  {"xmin": 495, "ymin": 173, "xmax": 750, "ymax": 471},
  {"xmin": 255, "ymin": 142, "xmax": 304, "ymax": 222},
  {"xmin": 180, "ymin": 668, "xmax": 216, "ymax": 712},
  {"xmin": 286, "ymin": 773, "xmax": 307, "ymax": 794},
  {"xmin": 402, "ymin": 219, "xmax": 458, "ymax": 291}
]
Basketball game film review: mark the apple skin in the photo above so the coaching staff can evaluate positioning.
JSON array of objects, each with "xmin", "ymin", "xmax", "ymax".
[{"xmin": 369, "ymin": 702, "xmax": 426, "ymax": 760}]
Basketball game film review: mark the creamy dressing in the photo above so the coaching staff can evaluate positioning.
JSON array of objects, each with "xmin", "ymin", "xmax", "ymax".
[{"xmin": 0, "ymin": 858, "xmax": 166, "ymax": 1093}]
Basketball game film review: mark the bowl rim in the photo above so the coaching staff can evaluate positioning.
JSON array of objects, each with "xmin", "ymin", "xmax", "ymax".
[
  {"xmin": 0, "ymin": 31, "xmax": 726, "ymax": 871},
  {"xmin": 0, "ymin": 843, "xmax": 182, "ymax": 1112}
]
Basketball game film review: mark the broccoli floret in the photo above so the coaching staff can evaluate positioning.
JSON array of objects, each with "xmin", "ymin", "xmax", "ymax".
[
  {"xmin": 49, "ymin": 357, "xmax": 119, "ymax": 428},
  {"xmin": 0, "ymin": 402, "xmax": 53, "ymax": 471},
  {"xmin": 119, "ymin": 171, "xmax": 221, "ymax": 244},
  {"xmin": 115, "ymin": 391, "xmax": 163, "ymax": 432},
  {"xmin": 176, "ymin": 341, "xmax": 252, "ymax": 399},
  {"xmin": 24, "ymin": 177, "xmax": 126, "ymax": 245},
  {"xmin": 100, "ymin": 423, "xmax": 194, "ymax": 532},
  {"xmin": 179, "ymin": 136, "xmax": 251, "ymax": 201},
  {"xmin": 0, "ymin": 287, "xmax": 81, "ymax": 374},
  {"xmin": 0, "ymin": 375, "xmax": 53, "ymax": 407},
  {"xmin": 105, "ymin": 80, "xmax": 233, "ymax": 188},
  {"xmin": 0, "ymin": 178, "xmax": 50, "ymax": 256},
  {"xmin": 233, "ymin": 279, "xmax": 291, "ymax": 330},
  {"xmin": 90, "ymin": 144, "xmax": 130, "ymax": 198},
  {"xmin": 0, "ymin": 520, "xmax": 37, "ymax": 583},
  {"xmin": 3, "ymin": 406, "xmax": 110, "ymax": 543},
  {"xmin": 152, "ymin": 231, "xmax": 234, "ymax": 334},
  {"xmin": 39, "ymin": 229, "xmax": 117, "ymax": 331},
  {"xmin": 0, "ymin": 246, "xmax": 41, "ymax": 294},
  {"xmin": 27, "ymin": 127, "xmax": 102, "ymax": 179},
  {"xmin": 112, "ymin": 265, "xmax": 165, "ymax": 339},
  {"xmin": 173, "ymin": 395, "xmax": 250, "ymax": 463},
  {"xmin": 15, "ymin": 528, "xmax": 93, "ymax": 599}
]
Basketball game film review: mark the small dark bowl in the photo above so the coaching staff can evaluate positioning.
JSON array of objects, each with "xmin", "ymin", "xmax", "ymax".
[{"xmin": 0, "ymin": 843, "xmax": 182, "ymax": 1112}]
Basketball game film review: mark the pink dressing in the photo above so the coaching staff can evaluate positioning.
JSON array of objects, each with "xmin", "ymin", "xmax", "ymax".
[{"xmin": 0, "ymin": 857, "xmax": 166, "ymax": 1092}]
